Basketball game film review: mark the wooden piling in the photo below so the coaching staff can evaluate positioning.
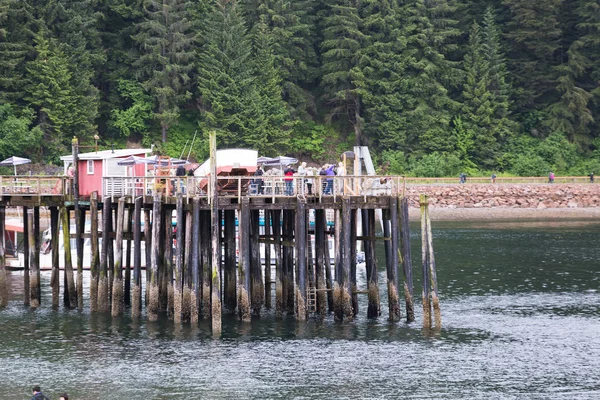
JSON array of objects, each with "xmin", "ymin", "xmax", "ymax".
[
  {"xmin": 98, "ymin": 198, "xmax": 111, "ymax": 313},
  {"xmin": 399, "ymin": 196, "xmax": 414, "ymax": 322},
  {"xmin": 23, "ymin": 206, "xmax": 29, "ymax": 306},
  {"xmin": 209, "ymin": 130, "xmax": 222, "ymax": 334},
  {"xmin": 283, "ymin": 209, "xmax": 295, "ymax": 315},
  {"xmin": 182, "ymin": 207, "xmax": 193, "ymax": 322},
  {"xmin": 314, "ymin": 209, "xmax": 327, "ymax": 317},
  {"xmin": 295, "ymin": 199, "xmax": 307, "ymax": 320},
  {"xmin": 334, "ymin": 198, "xmax": 353, "ymax": 321},
  {"xmin": 190, "ymin": 198, "xmax": 200, "ymax": 323},
  {"xmin": 148, "ymin": 195, "xmax": 162, "ymax": 321},
  {"xmin": 420, "ymin": 194, "xmax": 431, "ymax": 329},
  {"xmin": 366, "ymin": 209, "xmax": 380, "ymax": 318},
  {"xmin": 75, "ymin": 205, "xmax": 84, "ymax": 310},
  {"xmin": 250, "ymin": 210, "xmax": 263, "ymax": 315},
  {"xmin": 0, "ymin": 205, "xmax": 8, "ymax": 308},
  {"xmin": 61, "ymin": 206, "xmax": 77, "ymax": 309},
  {"xmin": 89, "ymin": 194, "xmax": 99, "ymax": 312},
  {"xmin": 223, "ymin": 209, "xmax": 237, "ymax": 314},
  {"xmin": 107, "ymin": 203, "xmax": 114, "ymax": 301},
  {"xmin": 164, "ymin": 207, "xmax": 174, "ymax": 318},
  {"xmin": 387, "ymin": 197, "xmax": 401, "ymax": 322},
  {"xmin": 132, "ymin": 196, "xmax": 143, "ymax": 318},
  {"xmin": 50, "ymin": 206, "xmax": 60, "ymax": 309},
  {"xmin": 264, "ymin": 210, "xmax": 271, "ymax": 310},
  {"xmin": 272, "ymin": 209, "xmax": 284, "ymax": 317},
  {"xmin": 124, "ymin": 206, "xmax": 133, "ymax": 307},
  {"xmin": 424, "ymin": 198, "xmax": 442, "ymax": 329},
  {"xmin": 200, "ymin": 211, "xmax": 211, "ymax": 319},
  {"xmin": 144, "ymin": 208, "xmax": 151, "ymax": 307},
  {"xmin": 322, "ymin": 212, "xmax": 334, "ymax": 313},
  {"xmin": 27, "ymin": 208, "xmax": 40, "ymax": 308},
  {"xmin": 173, "ymin": 194, "xmax": 184, "ymax": 323},
  {"xmin": 238, "ymin": 197, "xmax": 251, "ymax": 322},
  {"xmin": 350, "ymin": 209, "xmax": 358, "ymax": 316},
  {"xmin": 159, "ymin": 207, "xmax": 168, "ymax": 312},
  {"xmin": 111, "ymin": 197, "xmax": 125, "ymax": 317}
]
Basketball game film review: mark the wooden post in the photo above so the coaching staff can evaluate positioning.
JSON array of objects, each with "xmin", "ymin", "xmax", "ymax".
[
  {"xmin": 72, "ymin": 137, "xmax": 82, "ymax": 311},
  {"xmin": 200, "ymin": 211, "xmax": 211, "ymax": 319},
  {"xmin": 164, "ymin": 207, "xmax": 174, "ymax": 318},
  {"xmin": 89, "ymin": 194, "xmax": 99, "ymax": 312},
  {"xmin": 144, "ymin": 208, "xmax": 151, "ymax": 307},
  {"xmin": 366, "ymin": 209, "xmax": 380, "ymax": 318},
  {"xmin": 0, "ymin": 205, "xmax": 7, "ymax": 308},
  {"xmin": 132, "ymin": 196, "xmax": 143, "ymax": 318},
  {"xmin": 350, "ymin": 209, "xmax": 358, "ymax": 316},
  {"xmin": 111, "ymin": 197, "xmax": 125, "ymax": 316},
  {"xmin": 107, "ymin": 202, "xmax": 114, "ymax": 303},
  {"xmin": 27, "ymin": 208, "xmax": 39, "ymax": 308},
  {"xmin": 76, "ymin": 205, "xmax": 84, "ymax": 310},
  {"xmin": 295, "ymin": 199, "xmax": 307, "ymax": 320},
  {"xmin": 250, "ymin": 210, "xmax": 263, "ymax": 315},
  {"xmin": 283, "ymin": 209, "xmax": 295, "ymax": 315},
  {"xmin": 98, "ymin": 198, "xmax": 111, "ymax": 313},
  {"xmin": 61, "ymin": 206, "xmax": 77, "ymax": 309},
  {"xmin": 263, "ymin": 210, "xmax": 272, "ymax": 310},
  {"xmin": 50, "ymin": 206, "xmax": 60, "ymax": 309},
  {"xmin": 223, "ymin": 209, "xmax": 237, "ymax": 314},
  {"xmin": 190, "ymin": 198, "xmax": 200, "ymax": 323},
  {"xmin": 173, "ymin": 194, "xmax": 184, "ymax": 323},
  {"xmin": 322, "ymin": 211, "xmax": 334, "ymax": 313},
  {"xmin": 314, "ymin": 209, "xmax": 327, "ymax": 317},
  {"xmin": 23, "ymin": 206, "xmax": 29, "ymax": 306},
  {"xmin": 388, "ymin": 197, "xmax": 401, "ymax": 322},
  {"xmin": 272, "ymin": 209, "xmax": 284, "ymax": 317},
  {"xmin": 209, "ymin": 130, "xmax": 221, "ymax": 334},
  {"xmin": 334, "ymin": 198, "xmax": 353, "ymax": 321},
  {"xmin": 420, "ymin": 194, "xmax": 431, "ymax": 329},
  {"xmin": 238, "ymin": 197, "xmax": 251, "ymax": 322},
  {"xmin": 159, "ymin": 207, "xmax": 167, "ymax": 312},
  {"xmin": 182, "ymin": 207, "xmax": 193, "ymax": 322},
  {"xmin": 148, "ymin": 195, "xmax": 162, "ymax": 321},
  {"xmin": 425, "ymin": 198, "xmax": 441, "ymax": 329},
  {"xmin": 124, "ymin": 206, "xmax": 133, "ymax": 307},
  {"xmin": 399, "ymin": 196, "xmax": 414, "ymax": 322}
]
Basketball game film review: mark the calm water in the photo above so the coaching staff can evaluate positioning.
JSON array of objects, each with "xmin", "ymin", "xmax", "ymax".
[{"xmin": 1, "ymin": 219, "xmax": 599, "ymax": 399}]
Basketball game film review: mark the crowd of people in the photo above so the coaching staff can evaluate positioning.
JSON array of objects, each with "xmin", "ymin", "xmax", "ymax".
[{"xmin": 252, "ymin": 161, "xmax": 347, "ymax": 196}]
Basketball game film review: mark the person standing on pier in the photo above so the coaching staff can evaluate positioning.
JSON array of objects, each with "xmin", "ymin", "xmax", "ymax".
[
  {"xmin": 548, "ymin": 171, "xmax": 555, "ymax": 183},
  {"xmin": 325, "ymin": 164, "xmax": 335, "ymax": 194},
  {"xmin": 589, "ymin": 172, "xmax": 594, "ymax": 183},
  {"xmin": 30, "ymin": 385, "xmax": 50, "ymax": 400},
  {"xmin": 284, "ymin": 165, "xmax": 296, "ymax": 195}
]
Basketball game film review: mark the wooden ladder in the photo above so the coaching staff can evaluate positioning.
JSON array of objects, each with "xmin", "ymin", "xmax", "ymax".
[{"xmin": 307, "ymin": 284, "xmax": 317, "ymax": 314}]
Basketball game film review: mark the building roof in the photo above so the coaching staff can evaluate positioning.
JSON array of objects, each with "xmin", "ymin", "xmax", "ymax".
[{"xmin": 60, "ymin": 148, "xmax": 152, "ymax": 162}]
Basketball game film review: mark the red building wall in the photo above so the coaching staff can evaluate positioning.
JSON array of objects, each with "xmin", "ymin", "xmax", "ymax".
[{"xmin": 78, "ymin": 159, "xmax": 103, "ymax": 196}]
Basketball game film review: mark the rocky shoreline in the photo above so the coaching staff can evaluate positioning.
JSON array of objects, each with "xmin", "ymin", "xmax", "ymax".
[{"xmin": 404, "ymin": 183, "xmax": 600, "ymax": 220}]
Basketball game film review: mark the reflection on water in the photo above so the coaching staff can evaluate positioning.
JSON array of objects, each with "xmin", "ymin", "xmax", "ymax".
[{"xmin": 1, "ymin": 219, "xmax": 600, "ymax": 399}]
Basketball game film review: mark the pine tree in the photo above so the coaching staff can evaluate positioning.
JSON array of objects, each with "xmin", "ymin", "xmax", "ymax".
[
  {"xmin": 24, "ymin": 32, "xmax": 79, "ymax": 159},
  {"xmin": 0, "ymin": 0, "xmax": 30, "ymax": 104},
  {"xmin": 244, "ymin": 0, "xmax": 318, "ymax": 119},
  {"xmin": 319, "ymin": 0, "xmax": 366, "ymax": 145},
  {"xmin": 395, "ymin": 0, "xmax": 461, "ymax": 155},
  {"xmin": 354, "ymin": 0, "xmax": 408, "ymax": 150},
  {"xmin": 502, "ymin": 0, "xmax": 562, "ymax": 115},
  {"xmin": 197, "ymin": 0, "xmax": 255, "ymax": 147},
  {"xmin": 133, "ymin": 0, "xmax": 197, "ymax": 143}
]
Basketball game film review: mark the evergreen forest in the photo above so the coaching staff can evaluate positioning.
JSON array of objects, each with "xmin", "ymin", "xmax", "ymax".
[{"xmin": 1, "ymin": 0, "xmax": 600, "ymax": 177}]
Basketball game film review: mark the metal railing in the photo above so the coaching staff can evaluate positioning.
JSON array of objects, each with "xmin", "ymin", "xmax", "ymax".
[
  {"xmin": 0, "ymin": 175, "xmax": 595, "ymax": 198},
  {"xmin": 102, "ymin": 175, "xmax": 405, "ymax": 200},
  {"xmin": 0, "ymin": 176, "xmax": 69, "ymax": 196}
]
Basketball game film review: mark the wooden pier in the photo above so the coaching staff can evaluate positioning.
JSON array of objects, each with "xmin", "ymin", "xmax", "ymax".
[{"xmin": 0, "ymin": 172, "xmax": 442, "ymax": 332}]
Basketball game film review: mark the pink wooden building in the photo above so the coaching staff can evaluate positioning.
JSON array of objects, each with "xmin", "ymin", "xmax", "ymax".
[{"xmin": 60, "ymin": 148, "xmax": 151, "ymax": 197}]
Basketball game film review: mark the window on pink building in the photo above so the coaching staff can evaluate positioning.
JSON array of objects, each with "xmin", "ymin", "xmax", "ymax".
[{"xmin": 87, "ymin": 160, "xmax": 94, "ymax": 175}]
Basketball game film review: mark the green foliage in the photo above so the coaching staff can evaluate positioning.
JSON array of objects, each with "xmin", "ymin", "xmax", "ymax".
[
  {"xmin": 409, "ymin": 152, "xmax": 463, "ymax": 177},
  {"xmin": 289, "ymin": 121, "xmax": 328, "ymax": 159},
  {"xmin": 0, "ymin": 104, "xmax": 42, "ymax": 160},
  {"xmin": 109, "ymin": 79, "xmax": 153, "ymax": 143}
]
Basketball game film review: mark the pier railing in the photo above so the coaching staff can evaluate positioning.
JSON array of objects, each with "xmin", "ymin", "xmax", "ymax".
[
  {"xmin": 102, "ymin": 175, "xmax": 405, "ymax": 200},
  {"xmin": 0, "ymin": 175, "xmax": 68, "ymax": 196},
  {"xmin": 0, "ymin": 175, "xmax": 595, "ymax": 198}
]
